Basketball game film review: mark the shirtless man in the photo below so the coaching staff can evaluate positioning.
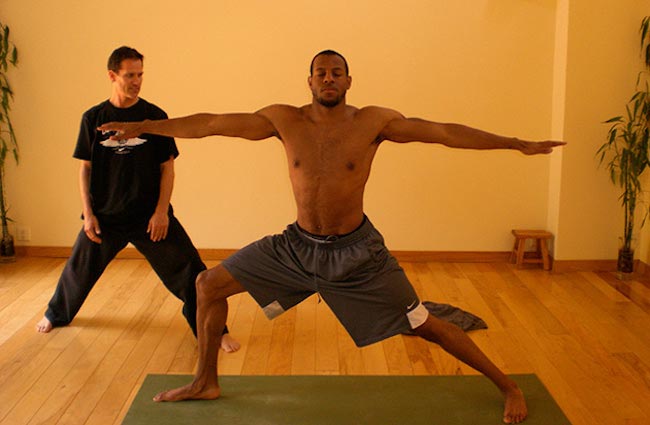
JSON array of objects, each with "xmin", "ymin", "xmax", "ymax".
[{"xmin": 100, "ymin": 50, "xmax": 564, "ymax": 424}]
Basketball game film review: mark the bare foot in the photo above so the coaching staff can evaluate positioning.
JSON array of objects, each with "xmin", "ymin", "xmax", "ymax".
[
  {"xmin": 220, "ymin": 333, "xmax": 241, "ymax": 353},
  {"xmin": 153, "ymin": 380, "xmax": 221, "ymax": 402},
  {"xmin": 503, "ymin": 386, "xmax": 528, "ymax": 424},
  {"xmin": 35, "ymin": 317, "xmax": 53, "ymax": 333}
]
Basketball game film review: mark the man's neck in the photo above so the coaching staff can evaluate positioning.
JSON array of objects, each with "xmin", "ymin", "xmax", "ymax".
[
  {"xmin": 109, "ymin": 94, "xmax": 139, "ymax": 109},
  {"xmin": 309, "ymin": 99, "xmax": 349, "ymax": 121}
]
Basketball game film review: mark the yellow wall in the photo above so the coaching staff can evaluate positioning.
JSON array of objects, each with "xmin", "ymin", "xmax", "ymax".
[
  {"xmin": 557, "ymin": 0, "xmax": 650, "ymax": 260},
  {"xmin": 1, "ymin": 0, "xmax": 646, "ymax": 259}
]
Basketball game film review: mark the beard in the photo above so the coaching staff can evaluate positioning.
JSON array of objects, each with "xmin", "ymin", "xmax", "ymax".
[
  {"xmin": 313, "ymin": 88, "xmax": 346, "ymax": 108},
  {"xmin": 317, "ymin": 96, "xmax": 343, "ymax": 107}
]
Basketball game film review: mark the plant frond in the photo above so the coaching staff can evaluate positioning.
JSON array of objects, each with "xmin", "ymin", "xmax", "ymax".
[
  {"xmin": 604, "ymin": 116, "xmax": 623, "ymax": 124},
  {"xmin": 643, "ymin": 16, "xmax": 650, "ymax": 66},
  {"xmin": 0, "ymin": 18, "xmax": 19, "ymax": 225}
]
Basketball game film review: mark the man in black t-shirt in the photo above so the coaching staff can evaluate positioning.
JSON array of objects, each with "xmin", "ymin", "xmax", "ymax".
[{"xmin": 36, "ymin": 46, "xmax": 239, "ymax": 353}]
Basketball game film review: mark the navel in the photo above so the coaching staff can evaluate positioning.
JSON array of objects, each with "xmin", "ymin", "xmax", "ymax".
[
  {"xmin": 346, "ymin": 161, "xmax": 355, "ymax": 171},
  {"xmin": 293, "ymin": 159, "xmax": 300, "ymax": 168}
]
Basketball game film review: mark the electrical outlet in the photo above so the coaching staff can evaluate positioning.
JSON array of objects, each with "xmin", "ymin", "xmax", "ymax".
[{"xmin": 15, "ymin": 225, "xmax": 31, "ymax": 241}]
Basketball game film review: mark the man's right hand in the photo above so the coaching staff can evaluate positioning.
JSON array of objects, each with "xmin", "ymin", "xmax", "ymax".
[
  {"xmin": 98, "ymin": 121, "xmax": 144, "ymax": 140},
  {"xmin": 84, "ymin": 214, "xmax": 102, "ymax": 243}
]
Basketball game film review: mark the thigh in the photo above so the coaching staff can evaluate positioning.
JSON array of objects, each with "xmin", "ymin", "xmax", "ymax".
[
  {"xmin": 132, "ymin": 216, "xmax": 206, "ymax": 281},
  {"xmin": 320, "ymin": 264, "xmax": 420, "ymax": 347},
  {"xmin": 132, "ymin": 215, "xmax": 202, "ymax": 260},
  {"xmin": 316, "ymin": 230, "xmax": 421, "ymax": 347},
  {"xmin": 67, "ymin": 225, "xmax": 128, "ymax": 278},
  {"xmin": 222, "ymin": 235, "xmax": 316, "ymax": 319}
]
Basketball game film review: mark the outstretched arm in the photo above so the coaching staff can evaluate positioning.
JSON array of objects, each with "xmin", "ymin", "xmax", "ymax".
[
  {"xmin": 98, "ymin": 112, "xmax": 278, "ymax": 141},
  {"xmin": 381, "ymin": 116, "xmax": 565, "ymax": 155}
]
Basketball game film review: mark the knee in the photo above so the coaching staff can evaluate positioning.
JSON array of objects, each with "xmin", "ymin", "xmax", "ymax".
[
  {"xmin": 196, "ymin": 270, "xmax": 217, "ymax": 298},
  {"xmin": 195, "ymin": 270, "xmax": 209, "ymax": 293},
  {"xmin": 195, "ymin": 267, "xmax": 236, "ymax": 299}
]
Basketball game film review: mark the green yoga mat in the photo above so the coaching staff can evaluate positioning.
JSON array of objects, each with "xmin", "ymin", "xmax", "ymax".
[{"xmin": 122, "ymin": 374, "xmax": 570, "ymax": 425}]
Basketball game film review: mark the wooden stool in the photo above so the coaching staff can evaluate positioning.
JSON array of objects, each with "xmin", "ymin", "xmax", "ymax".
[{"xmin": 510, "ymin": 229, "xmax": 553, "ymax": 270}]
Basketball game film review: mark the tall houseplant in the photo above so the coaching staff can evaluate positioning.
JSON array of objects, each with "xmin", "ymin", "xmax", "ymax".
[
  {"xmin": 0, "ymin": 20, "xmax": 19, "ymax": 262},
  {"xmin": 598, "ymin": 16, "xmax": 650, "ymax": 277}
]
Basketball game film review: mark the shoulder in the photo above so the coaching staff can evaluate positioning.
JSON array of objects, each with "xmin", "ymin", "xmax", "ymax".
[
  {"xmin": 355, "ymin": 106, "xmax": 405, "ymax": 135},
  {"xmin": 256, "ymin": 104, "xmax": 303, "ymax": 121},
  {"xmin": 82, "ymin": 100, "xmax": 110, "ymax": 119},
  {"xmin": 257, "ymin": 103, "xmax": 301, "ymax": 115},
  {"xmin": 79, "ymin": 101, "xmax": 115, "ymax": 131},
  {"xmin": 137, "ymin": 98, "xmax": 168, "ymax": 119},
  {"xmin": 356, "ymin": 105, "xmax": 404, "ymax": 122}
]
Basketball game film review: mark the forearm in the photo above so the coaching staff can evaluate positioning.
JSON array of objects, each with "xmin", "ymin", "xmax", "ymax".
[
  {"xmin": 155, "ymin": 158, "xmax": 174, "ymax": 214},
  {"xmin": 435, "ymin": 122, "xmax": 522, "ymax": 150},
  {"xmin": 78, "ymin": 161, "xmax": 94, "ymax": 217},
  {"xmin": 137, "ymin": 114, "xmax": 222, "ymax": 139}
]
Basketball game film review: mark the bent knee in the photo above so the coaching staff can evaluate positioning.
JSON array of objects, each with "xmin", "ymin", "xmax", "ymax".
[
  {"xmin": 196, "ymin": 266, "xmax": 244, "ymax": 299},
  {"xmin": 195, "ymin": 270, "xmax": 210, "ymax": 292}
]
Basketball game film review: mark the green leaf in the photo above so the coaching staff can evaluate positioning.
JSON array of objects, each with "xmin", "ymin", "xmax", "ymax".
[
  {"xmin": 2, "ymin": 26, "xmax": 8, "ymax": 62},
  {"xmin": 0, "ymin": 17, "xmax": 19, "ymax": 179},
  {"xmin": 642, "ymin": 17, "xmax": 650, "ymax": 66},
  {"xmin": 10, "ymin": 46, "xmax": 17, "ymax": 66}
]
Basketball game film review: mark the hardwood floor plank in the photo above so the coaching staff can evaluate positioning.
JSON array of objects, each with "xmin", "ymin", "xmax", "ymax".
[
  {"xmin": 359, "ymin": 342, "xmax": 389, "ymax": 374},
  {"xmin": 0, "ymin": 261, "xmax": 147, "ymax": 424},
  {"xmin": 166, "ymin": 331, "xmax": 198, "ymax": 374},
  {"xmin": 219, "ymin": 292, "xmax": 254, "ymax": 376},
  {"xmin": 1, "ymin": 258, "xmax": 650, "ymax": 425},
  {"xmin": 382, "ymin": 335, "xmax": 413, "ymax": 376},
  {"xmin": 240, "ymin": 308, "xmax": 273, "ymax": 375},
  {"xmin": 83, "ymin": 318, "xmax": 174, "ymax": 423},
  {"xmin": 291, "ymin": 294, "xmax": 317, "ymax": 375},
  {"xmin": 23, "ymin": 263, "xmax": 157, "ymax": 425},
  {"xmin": 112, "ymin": 293, "xmax": 193, "ymax": 424},
  {"xmin": 337, "ymin": 322, "xmax": 365, "ymax": 375},
  {"xmin": 466, "ymin": 274, "xmax": 522, "ymax": 331},
  {"xmin": 314, "ymin": 298, "xmax": 340, "ymax": 375},
  {"xmin": 60, "ymin": 282, "xmax": 173, "ymax": 425},
  {"xmin": 267, "ymin": 308, "xmax": 296, "ymax": 375},
  {"xmin": 401, "ymin": 334, "xmax": 438, "ymax": 375}
]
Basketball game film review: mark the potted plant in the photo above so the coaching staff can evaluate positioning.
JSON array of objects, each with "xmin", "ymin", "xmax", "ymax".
[
  {"xmin": 598, "ymin": 16, "xmax": 650, "ymax": 278},
  {"xmin": 0, "ymin": 20, "xmax": 19, "ymax": 262}
]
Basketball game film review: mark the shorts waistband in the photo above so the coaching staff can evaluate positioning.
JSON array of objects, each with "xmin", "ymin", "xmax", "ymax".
[{"xmin": 292, "ymin": 216, "xmax": 374, "ymax": 248}]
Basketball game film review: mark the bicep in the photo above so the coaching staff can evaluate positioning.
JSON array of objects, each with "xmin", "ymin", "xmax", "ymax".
[
  {"xmin": 159, "ymin": 156, "xmax": 174, "ymax": 173},
  {"xmin": 79, "ymin": 160, "xmax": 91, "ymax": 174},
  {"xmin": 79, "ymin": 161, "xmax": 91, "ymax": 192},
  {"xmin": 380, "ymin": 117, "xmax": 448, "ymax": 144},
  {"xmin": 216, "ymin": 112, "xmax": 278, "ymax": 140}
]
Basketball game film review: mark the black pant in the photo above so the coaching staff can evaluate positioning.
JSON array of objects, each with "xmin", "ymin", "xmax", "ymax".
[{"xmin": 44, "ymin": 212, "xmax": 226, "ymax": 336}]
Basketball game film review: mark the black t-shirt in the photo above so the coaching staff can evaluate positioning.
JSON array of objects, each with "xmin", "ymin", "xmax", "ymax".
[{"xmin": 73, "ymin": 98, "xmax": 179, "ymax": 225}]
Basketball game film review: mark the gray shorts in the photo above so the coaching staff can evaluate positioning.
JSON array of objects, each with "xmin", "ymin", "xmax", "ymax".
[{"xmin": 222, "ymin": 216, "xmax": 428, "ymax": 347}]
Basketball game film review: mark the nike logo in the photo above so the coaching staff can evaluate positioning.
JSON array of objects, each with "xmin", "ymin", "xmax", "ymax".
[
  {"xmin": 406, "ymin": 300, "xmax": 418, "ymax": 310},
  {"xmin": 100, "ymin": 137, "xmax": 147, "ymax": 147}
]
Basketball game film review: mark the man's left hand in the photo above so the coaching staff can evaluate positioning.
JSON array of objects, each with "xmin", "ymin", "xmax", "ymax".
[
  {"xmin": 519, "ymin": 140, "xmax": 567, "ymax": 155},
  {"xmin": 148, "ymin": 211, "xmax": 169, "ymax": 242}
]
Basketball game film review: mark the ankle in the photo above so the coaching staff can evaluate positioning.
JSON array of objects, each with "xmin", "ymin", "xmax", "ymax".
[{"xmin": 500, "ymin": 379, "xmax": 521, "ymax": 395}]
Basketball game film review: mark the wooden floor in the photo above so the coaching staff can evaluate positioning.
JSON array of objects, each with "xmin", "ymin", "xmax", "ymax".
[{"xmin": 1, "ymin": 257, "xmax": 649, "ymax": 425}]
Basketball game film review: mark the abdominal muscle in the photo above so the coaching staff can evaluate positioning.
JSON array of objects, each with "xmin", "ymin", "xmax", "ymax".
[{"xmin": 291, "ymin": 175, "xmax": 367, "ymax": 236}]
